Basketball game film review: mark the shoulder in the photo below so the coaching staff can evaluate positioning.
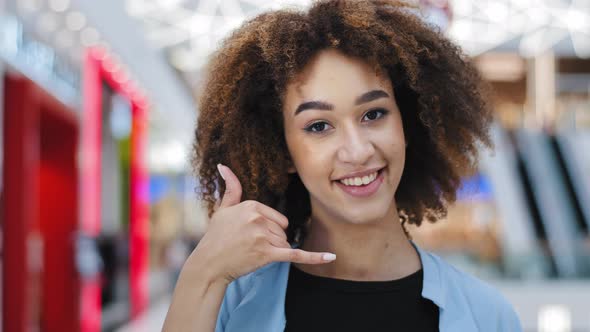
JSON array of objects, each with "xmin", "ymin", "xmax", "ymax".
[
  {"xmin": 222, "ymin": 270, "xmax": 257, "ymax": 305},
  {"xmin": 431, "ymin": 252, "xmax": 523, "ymax": 331},
  {"xmin": 216, "ymin": 262, "xmax": 285, "ymax": 331},
  {"xmin": 221, "ymin": 262, "xmax": 277, "ymax": 309},
  {"xmin": 215, "ymin": 268, "xmax": 257, "ymax": 329},
  {"xmin": 224, "ymin": 261, "xmax": 284, "ymax": 297}
]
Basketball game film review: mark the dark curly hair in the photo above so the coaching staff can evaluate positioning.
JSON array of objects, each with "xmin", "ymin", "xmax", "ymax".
[{"xmin": 193, "ymin": 0, "xmax": 493, "ymax": 245}]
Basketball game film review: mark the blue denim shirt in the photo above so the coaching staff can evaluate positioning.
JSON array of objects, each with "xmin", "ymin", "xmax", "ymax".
[{"xmin": 215, "ymin": 241, "xmax": 523, "ymax": 331}]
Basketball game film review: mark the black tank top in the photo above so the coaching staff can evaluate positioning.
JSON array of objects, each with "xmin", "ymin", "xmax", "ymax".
[{"xmin": 284, "ymin": 264, "xmax": 439, "ymax": 331}]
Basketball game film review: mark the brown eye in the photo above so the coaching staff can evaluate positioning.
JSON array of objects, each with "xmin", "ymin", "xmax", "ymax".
[
  {"xmin": 363, "ymin": 108, "xmax": 389, "ymax": 121},
  {"xmin": 304, "ymin": 121, "xmax": 331, "ymax": 133}
]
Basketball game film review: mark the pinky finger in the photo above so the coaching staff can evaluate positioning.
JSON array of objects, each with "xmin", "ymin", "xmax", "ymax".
[{"xmin": 271, "ymin": 248, "xmax": 336, "ymax": 265}]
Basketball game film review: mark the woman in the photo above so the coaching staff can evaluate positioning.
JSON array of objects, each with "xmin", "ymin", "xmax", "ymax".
[{"xmin": 163, "ymin": 1, "xmax": 522, "ymax": 331}]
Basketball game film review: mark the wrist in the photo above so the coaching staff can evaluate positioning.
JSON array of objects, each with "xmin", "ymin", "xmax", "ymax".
[{"xmin": 182, "ymin": 249, "xmax": 230, "ymax": 288}]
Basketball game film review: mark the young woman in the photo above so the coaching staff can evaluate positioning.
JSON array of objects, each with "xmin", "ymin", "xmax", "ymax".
[{"xmin": 163, "ymin": 1, "xmax": 523, "ymax": 331}]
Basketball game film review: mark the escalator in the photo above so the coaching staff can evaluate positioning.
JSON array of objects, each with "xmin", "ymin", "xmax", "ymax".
[
  {"xmin": 511, "ymin": 129, "xmax": 588, "ymax": 278},
  {"xmin": 480, "ymin": 124, "xmax": 551, "ymax": 279}
]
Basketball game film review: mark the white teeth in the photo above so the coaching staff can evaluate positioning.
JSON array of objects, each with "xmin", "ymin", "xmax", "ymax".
[{"xmin": 339, "ymin": 171, "xmax": 378, "ymax": 186}]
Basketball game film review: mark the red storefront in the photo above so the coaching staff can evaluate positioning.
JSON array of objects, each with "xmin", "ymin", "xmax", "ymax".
[{"xmin": 2, "ymin": 42, "xmax": 150, "ymax": 332}]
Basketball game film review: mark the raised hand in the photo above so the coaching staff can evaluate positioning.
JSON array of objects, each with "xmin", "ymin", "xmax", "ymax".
[{"xmin": 188, "ymin": 163, "xmax": 336, "ymax": 284}]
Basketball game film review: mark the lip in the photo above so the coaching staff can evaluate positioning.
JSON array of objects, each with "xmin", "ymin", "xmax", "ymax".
[
  {"xmin": 334, "ymin": 166, "xmax": 385, "ymax": 181},
  {"xmin": 334, "ymin": 168, "xmax": 384, "ymax": 198}
]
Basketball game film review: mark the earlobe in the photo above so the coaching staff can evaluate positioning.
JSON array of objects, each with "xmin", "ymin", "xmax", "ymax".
[{"xmin": 287, "ymin": 158, "xmax": 297, "ymax": 174}]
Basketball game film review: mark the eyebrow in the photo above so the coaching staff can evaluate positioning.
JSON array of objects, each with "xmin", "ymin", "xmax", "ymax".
[{"xmin": 294, "ymin": 89, "xmax": 390, "ymax": 116}]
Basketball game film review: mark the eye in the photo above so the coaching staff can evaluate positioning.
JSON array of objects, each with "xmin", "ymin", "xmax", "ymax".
[
  {"xmin": 363, "ymin": 108, "xmax": 389, "ymax": 122},
  {"xmin": 304, "ymin": 121, "xmax": 332, "ymax": 133}
]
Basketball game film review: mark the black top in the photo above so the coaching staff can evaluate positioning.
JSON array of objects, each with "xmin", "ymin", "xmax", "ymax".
[{"xmin": 284, "ymin": 264, "xmax": 439, "ymax": 332}]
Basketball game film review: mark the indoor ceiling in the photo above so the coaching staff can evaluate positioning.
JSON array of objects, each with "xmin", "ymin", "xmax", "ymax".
[{"xmin": 125, "ymin": 0, "xmax": 590, "ymax": 91}]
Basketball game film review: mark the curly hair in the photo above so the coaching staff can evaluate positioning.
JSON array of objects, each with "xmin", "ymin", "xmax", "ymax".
[{"xmin": 193, "ymin": 0, "xmax": 493, "ymax": 245}]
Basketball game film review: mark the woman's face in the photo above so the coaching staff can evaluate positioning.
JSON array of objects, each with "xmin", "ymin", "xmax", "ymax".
[{"xmin": 283, "ymin": 49, "xmax": 406, "ymax": 225}]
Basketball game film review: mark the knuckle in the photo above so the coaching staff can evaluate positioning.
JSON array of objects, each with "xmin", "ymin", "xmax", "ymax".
[
  {"xmin": 254, "ymin": 214, "xmax": 266, "ymax": 222},
  {"xmin": 246, "ymin": 211, "xmax": 261, "ymax": 224},
  {"xmin": 263, "ymin": 229, "xmax": 275, "ymax": 240},
  {"xmin": 257, "ymin": 244, "xmax": 272, "ymax": 261},
  {"xmin": 273, "ymin": 228, "xmax": 287, "ymax": 240},
  {"xmin": 250, "ymin": 245, "xmax": 265, "ymax": 262},
  {"xmin": 244, "ymin": 200, "xmax": 258, "ymax": 210},
  {"xmin": 252, "ymin": 215, "xmax": 266, "ymax": 227},
  {"xmin": 253, "ymin": 230, "xmax": 267, "ymax": 243},
  {"xmin": 289, "ymin": 249, "xmax": 301, "ymax": 261}
]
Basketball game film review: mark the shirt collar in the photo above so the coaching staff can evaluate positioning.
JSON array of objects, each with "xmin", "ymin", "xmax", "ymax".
[
  {"xmin": 229, "ymin": 241, "xmax": 448, "ymax": 331},
  {"xmin": 410, "ymin": 240, "xmax": 447, "ymax": 310},
  {"xmin": 280, "ymin": 240, "xmax": 447, "ymax": 309}
]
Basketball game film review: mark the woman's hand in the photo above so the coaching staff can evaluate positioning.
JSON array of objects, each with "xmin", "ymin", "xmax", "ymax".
[{"xmin": 186, "ymin": 164, "xmax": 336, "ymax": 285}]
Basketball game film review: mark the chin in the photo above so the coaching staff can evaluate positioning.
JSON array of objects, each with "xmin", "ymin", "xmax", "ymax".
[{"xmin": 340, "ymin": 207, "xmax": 389, "ymax": 225}]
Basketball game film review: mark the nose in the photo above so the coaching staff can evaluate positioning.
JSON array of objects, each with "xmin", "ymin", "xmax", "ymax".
[{"xmin": 336, "ymin": 125, "xmax": 375, "ymax": 165}]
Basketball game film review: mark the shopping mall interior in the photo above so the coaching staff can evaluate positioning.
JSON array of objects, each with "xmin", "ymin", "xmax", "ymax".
[{"xmin": 1, "ymin": 0, "xmax": 589, "ymax": 331}]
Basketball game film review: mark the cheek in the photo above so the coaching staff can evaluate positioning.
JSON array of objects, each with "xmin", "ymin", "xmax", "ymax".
[
  {"xmin": 289, "ymin": 140, "xmax": 327, "ymax": 174},
  {"xmin": 285, "ymin": 135, "xmax": 334, "ymax": 187},
  {"xmin": 377, "ymin": 117, "xmax": 405, "ymax": 152}
]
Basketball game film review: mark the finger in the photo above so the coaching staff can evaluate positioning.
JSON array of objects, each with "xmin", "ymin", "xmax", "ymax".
[
  {"xmin": 255, "ymin": 203, "xmax": 289, "ymax": 230},
  {"xmin": 271, "ymin": 248, "xmax": 336, "ymax": 265},
  {"xmin": 266, "ymin": 233, "xmax": 291, "ymax": 249},
  {"xmin": 264, "ymin": 219, "xmax": 288, "ymax": 241},
  {"xmin": 218, "ymin": 164, "xmax": 243, "ymax": 209}
]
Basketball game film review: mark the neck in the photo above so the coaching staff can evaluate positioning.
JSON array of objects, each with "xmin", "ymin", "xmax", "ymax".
[{"xmin": 295, "ymin": 201, "xmax": 422, "ymax": 281}]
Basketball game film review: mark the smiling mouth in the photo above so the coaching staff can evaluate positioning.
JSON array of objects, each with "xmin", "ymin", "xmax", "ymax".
[
  {"xmin": 333, "ymin": 167, "xmax": 385, "ymax": 198},
  {"xmin": 337, "ymin": 168, "xmax": 383, "ymax": 186}
]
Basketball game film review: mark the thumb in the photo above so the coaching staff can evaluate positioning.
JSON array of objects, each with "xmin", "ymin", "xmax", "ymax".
[{"xmin": 217, "ymin": 164, "xmax": 243, "ymax": 208}]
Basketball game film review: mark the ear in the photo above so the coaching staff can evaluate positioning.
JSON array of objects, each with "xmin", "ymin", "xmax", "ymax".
[{"xmin": 286, "ymin": 157, "xmax": 297, "ymax": 174}]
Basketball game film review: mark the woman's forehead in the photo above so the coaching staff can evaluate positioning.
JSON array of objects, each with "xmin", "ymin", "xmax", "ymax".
[{"xmin": 283, "ymin": 50, "xmax": 393, "ymax": 111}]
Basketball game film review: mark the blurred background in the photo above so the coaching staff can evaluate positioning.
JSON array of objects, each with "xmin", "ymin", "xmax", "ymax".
[{"xmin": 0, "ymin": 0, "xmax": 589, "ymax": 331}]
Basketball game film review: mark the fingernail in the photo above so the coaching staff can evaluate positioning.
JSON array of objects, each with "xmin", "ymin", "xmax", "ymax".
[
  {"xmin": 217, "ymin": 164, "xmax": 226, "ymax": 181},
  {"xmin": 322, "ymin": 253, "xmax": 336, "ymax": 261}
]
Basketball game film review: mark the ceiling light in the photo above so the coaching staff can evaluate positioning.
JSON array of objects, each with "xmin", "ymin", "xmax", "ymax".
[
  {"xmin": 486, "ymin": 2, "xmax": 509, "ymax": 23},
  {"xmin": 49, "ymin": 0, "xmax": 71, "ymax": 13},
  {"xmin": 155, "ymin": 0, "xmax": 186, "ymax": 10},
  {"xmin": 17, "ymin": 0, "xmax": 43, "ymax": 13},
  {"xmin": 80, "ymin": 27, "xmax": 100, "ymax": 46},
  {"xmin": 55, "ymin": 29, "xmax": 74, "ymax": 49},
  {"xmin": 571, "ymin": 32, "xmax": 590, "ymax": 59},
  {"xmin": 447, "ymin": 0, "xmax": 590, "ymax": 58},
  {"xmin": 564, "ymin": 9, "xmax": 588, "ymax": 32},
  {"xmin": 538, "ymin": 305, "xmax": 571, "ymax": 332},
  {"xmin": 36, "ymin": 12, "xmax": 59, "ymax": 34},
  {"xmin": 66, "ymin": 11, "xmax": 86, "ymax": 31}
]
